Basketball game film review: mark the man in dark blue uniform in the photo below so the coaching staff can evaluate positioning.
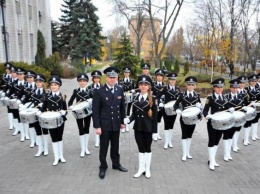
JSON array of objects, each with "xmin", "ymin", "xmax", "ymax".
[{"xmin": 92, "ymin": 66, "xmax": 128, "ymax": 179}]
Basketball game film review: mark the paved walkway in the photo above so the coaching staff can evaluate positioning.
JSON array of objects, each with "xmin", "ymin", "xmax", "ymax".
[{"xmin": 0, "ymin": 77, "xmax": 260, "ymax": 194}]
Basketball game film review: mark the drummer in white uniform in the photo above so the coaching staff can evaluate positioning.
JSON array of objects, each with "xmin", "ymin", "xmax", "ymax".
[
  {"xmin": 173, "ymin": 76, "xmax": 202, "ymax": 161},
  {"xmin": 68, "ymin": 73, "xmax": 93, "ymax": 157},
  {"xmin": 203, "ymin": 78, "xmax": 234, "ymax": 171}
]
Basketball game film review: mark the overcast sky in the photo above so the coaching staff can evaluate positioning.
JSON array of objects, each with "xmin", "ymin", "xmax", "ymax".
[{"xmin": 50, "ymin": 0, "xmax": 192, "ymax": 34}]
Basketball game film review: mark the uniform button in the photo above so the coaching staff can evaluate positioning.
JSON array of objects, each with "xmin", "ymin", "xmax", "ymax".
[
  {"xmin": 111, "ymin": 112, "xmax": 113, "ymax": 114},
  {"xmin": 137, "ymin": 115, "xmax": 139, "ymax": 117},
  {"xmin": 118, "ymin": 116, "xmax": 119, "ymax": 118},
  {"xmin": 112, "ymin": 117, "xmax": 113, "ymax": 119},
  {"xmin": 142, "ymin": 115, "xmax": 144, "ymax": 117},
  {"xmin": 118, "ymin": 111, "xmax": 119, "ymax": 113},
  {"xmin": 111, "ymin": 107, "xmax": 113, "ymax": 108}
]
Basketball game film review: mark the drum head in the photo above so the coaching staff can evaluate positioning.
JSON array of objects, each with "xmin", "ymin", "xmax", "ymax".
[
  {"xmin": 164, "ymin": 100, "xmax": 176, "ymax": 108},
  {"xmin": 20, "ymin": 108, "xmax": 38, "ymax": 114},
  {"xmin": 247, "ymin": 106, "xmax": 255, "ymax": 113},
  {"xmin": 211, "ymin": 112, "xmax": 232, "ymax": 120},
  {"xmin": 72, "ymin": 101, "xmax": 89, "ymax": 111},
  {"xmin": 182, "ymin": 107, "xmax": 200, "ymax": 117},
  {"xmin": 40, "ymin": 111, "xmax": 60, "ymax": 118},
  {"xmin": 233, "ymin": 111, "xmax": 245, "ymax": 118}
]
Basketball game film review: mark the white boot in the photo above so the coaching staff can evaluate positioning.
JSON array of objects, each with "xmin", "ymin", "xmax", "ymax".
[
  {"xmin": 213, "ymin": 146, "xmax": 220, "ymax": 167},
  {"xmin": 12, "ymin": 119, "xmax": 20, "ymax": 136},
  {"xmin": 35, "ymin": 136, "xmax": 44, "ymax": 157},
  {"xmin": 187, "ymin": 138, "xmax": 193, "ymax": 159},
  {"xmin": 168, "ymin": 129, "xmax": 173, "ymax": 148},
  {"xmin": 251, "ymin": 123, "xmax": 257, "ymax": 141},
  {"xmin": 79, "ymin": 135, "xmax": 85, "ymax": 158},
  {"xmin": 58, "ymin": 141, "xmax": 66, "ymax": 163},
  {"xmin": 133, "ymin": 153, "xmax": 145, "ymax": 178},
  {"xmin": 152, "ymin": 133, "xmax": 158, "ymax": 141},
  {"xmin": 52, "ymin": 142, "xmax": 60, "ymax": 166},
  {"xmin": 228, "ymin": 139, "xmax": 233, "ymax": 160},
  {"xmin": 163, "ymin": 130, "xmax": 169, "ymax": 149},
  {"xmin": 85, "ymin": 134, "xmax": 90, "ymax": 155},
  {"xmin": 243, "ymin": 127, "xmax": 250, "ymax": 145},
  {"xmin": 43, "ymin": 135, "xmax": 49, "ymax": 156},
  {"xmin": 121, "ymin": 127, "xmax": 126, "ymax": 133},
  {"xmin": 223, "ymin": 140, "xmax": 229, "ymax": 162},
  {"xmin": 145, "ymin": 152, "xmax": 152, "ymax": 178},
  {"xmin": 29, "ymin": 127, "xmax": 36, "ymax": 148},
  {"xmin": 19, "ymin": 123, "xmax": 25, "ymax": 142},
  {"xmin": 208, "ymin": 147, "xmax": 215, "ymax": 171},
  {"xmin": 23, "ymin": 123, "xmax": 30, "ymax": 140},
  {"xmin": 181, "ymin": 139, "xmax": 187, "ymax": 162},
  {"xmin": 232, "ymin": 132, "xmax": 239, "ymax": 152},
  {"xmin": 125, "ymin": 123, "xmax": 129, "ymax": 132},
  {"xmin": 95, "ymin": 134, "xmax": 100, "ymax": 147},
  {"xmin": 157, "ymin": 122, "xmax": 162, "ymax": 140},
  {"xmin": 8, "ymin": 113, "xmax": 14, "ymax": 130}
]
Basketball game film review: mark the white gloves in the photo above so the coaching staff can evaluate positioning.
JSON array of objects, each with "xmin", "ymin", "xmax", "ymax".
[
  {"xmin": 159, "ymin": 103, "xmax": 164, "ymax": 108},
  {"xmin": 60, "ymin": 110, "xmax": 66, "ymax": 116},
  {"xmin": 229, "ymin": 107, "xmax": 235, "ymax": 113},
  {"xmin": 124, "ymin": 118, "xmax": 130, "ymax": 125},
  {"xmin": 87, "ymin": 98, "xmax": 93, "ymax": 103},
  {"xmin": 131, "ymin": 89, "xmax": 135, "ymax": 93},
  {"xmin": 196, "ymin": 102, "xmax": 202, "ymax": 109},
  {"xmin": 4, "ymin": 97, "xmax": 9, "ymax": 100},
  {"xmin": 36, "ymin": 111, "xmax": 41, "ymax": 116},
  {"xmin": 251, "ymin": 102, "xmax": 257, "ymax": 107},
  {"xmin": 176, "ymin": 109, "xmax": 182, "ymax": 114},
  {"xmin": 38, "ymin": 103, "xmax": 43, "ymax": 108},
  {"xmin": 136, "ymin": 92, "xmax": 140, "ymax": 96},
  {"xmin": 206, "ymin": 114, "xmax": 212, "ymax": 120},
  {"xmin": 1, "ymin": 92, "xmax": 5, "ymax": 97},
  {"xmin": 242, "ymin": 106, "xmax": 248, "ymax": 112},
  {"xmin": 17, "ymin": 100, "xmax": 21, "ymax": 105},
  {"xmin": 18, "ymin": 104, "xmax": 24, "ymax": 108},
  {"xmin": 69, "ymin": 106, "xmax": 73, "ymax": 110}
]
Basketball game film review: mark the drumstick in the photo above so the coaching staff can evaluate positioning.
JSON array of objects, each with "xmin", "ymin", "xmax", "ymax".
[
  {"xmin": 212, "ymin": 106, "xmax": 242, "ymax": 115},
  {"xmin": 184, "ymin": 104, "xmax": 196, "ymax": 109}
]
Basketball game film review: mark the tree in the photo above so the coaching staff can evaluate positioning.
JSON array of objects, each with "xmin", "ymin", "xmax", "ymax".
[
  {"xmin": 112, "ymin": 32, "xmax": 140, "ymax": 78},
  {"xmin": 174, "ymin": 59, "xmax": 180, "ymax": 74},
  {"xmin": 111, "ymin": 0, "xmax": 184, "ymax": 67},
  {"xmin": 59, "ymin": 0, "xmax": 105, "ymax": 64},
  {"xmin": 35, "ymin": 30, "xmax": 46, "ymax": 67},
  {"xmin": 167, "ymin": 27, "xmax": 184, "ymax": 59},
  {"xmin": 43, "ymin": 52, "xmax": 63, "ymax": 77},
  {"xmin": 51, "ymin": 21, "xmax": 59, "ymax": 54},
  {"xmin": 183, "ymin": 61, "xmax": 190, "ymax": 76}
]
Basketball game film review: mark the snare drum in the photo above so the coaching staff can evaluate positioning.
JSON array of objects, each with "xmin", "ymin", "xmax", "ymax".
[
  {"xmin": 182, "ymin": 107, "xmax": 201, "ymax": 125},
  {"xmin": 19, "ymin": 102, "xmax": 35, "ymax": 111},
  {"xmin": 254, "ymin": 103, "xmax": 260, "ymax": 113},
  {"xmin": 245, "ymin": 106, "xmax": 256, "ymax": 121},
  {"xmin": 9, "ymin": 99, "xmax": 19, "ymax": 109},
  {"xmin": 211, "ymin": 112, "xmax": 234, "ymax": 130},
  {"xmin": 124, "ymin": 92, "xmax": 133, "ymax": 103},
  {"xmin": 71, "ymin": 101, "xmax": 92, "ymax": 119},
  {"xmin": 233, "ymin": 111, "xmax": 246, "ymax": 127},
  {"xmin": 19, "ymin": 108, "xmax": 38, "ymax": 124},
  {"xmin": 164, "ymin": 101, "xmax": 176, "ymax": 115},
  {"xmin": 38, "ymin": 111, "xmax": 64, "ymax": 129}
]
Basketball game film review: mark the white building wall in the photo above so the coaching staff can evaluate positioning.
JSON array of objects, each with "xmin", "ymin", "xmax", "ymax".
[{"xmin": 0, "ymin": 0, "xmax": 52, "ymax": 64}]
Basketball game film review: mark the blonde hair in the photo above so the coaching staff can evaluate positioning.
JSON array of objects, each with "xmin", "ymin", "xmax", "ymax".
[{"xmin": 148, "ymin": 86, "xmax": 153, "ymax": 118}]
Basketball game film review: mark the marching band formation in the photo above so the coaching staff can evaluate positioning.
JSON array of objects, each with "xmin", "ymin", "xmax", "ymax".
[{"xmin": 1, "ymin": 62, "xmax": 260, "ymax": 179}]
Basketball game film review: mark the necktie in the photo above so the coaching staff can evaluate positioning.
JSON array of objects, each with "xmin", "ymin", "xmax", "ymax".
[
  {"xmin": 37, "ymin": 89, "xmax": 41, "ymax": 96},
  {"xmin": 29, "ymin": 84, "xmax": 32, "ymax": 89},
  {"xmin": 140, "ymin": 96, "xmax": 144, "ymax": 104},
  {"xmin": 126, "ymin": 79, "xmax": 129, "ymax": 83},
  {"xmin": 218, "ymin": 95, "xmax": 222, "ymax": 101},
  {"xmin": 81, "ymin": 89, "xmax": 85, "ymax": 93},
  {"xmin": 189, "ymin": 93, "xmax": 192, "ymax": 99},
  {"xmin": 96, "ymin": 84, "xmax": 99, "ymax": 89},
  {"xmin": 109, "ymin": 87, "xmax": 114, "ymax": 94},
  {"xmin": 158, "ymin": 83, "xmax": 161, "ymax": 88},
  {"xmin": 19, "ymin": 82, "xmax": 22, "ymax": 86},
  {"xmin": 234, "ymin": 95, "xmax": 237, "ymax": 101}
]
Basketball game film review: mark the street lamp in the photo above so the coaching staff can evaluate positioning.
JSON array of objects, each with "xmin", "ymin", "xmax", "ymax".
[{"xmin": 1, "ymin": 0, "xmax": 8, "ymax": 63}]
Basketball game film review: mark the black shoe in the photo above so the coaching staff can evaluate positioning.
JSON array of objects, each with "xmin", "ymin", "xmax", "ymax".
[
  {"xmin": 99, "ymin": 171, "xmax": 106, "ymax": 179},
  {"xmin": 112, "ymin": 165, "xmax": 128, "ymax": 172}
]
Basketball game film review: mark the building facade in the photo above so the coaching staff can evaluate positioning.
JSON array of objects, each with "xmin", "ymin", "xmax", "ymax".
[
  {"xmin": 129, "ymin": 15, "xmax": 162, "ymax": 62},
  {"xmin": 0, "ymin": 0, "xmax": 52, "ymax": 64}
]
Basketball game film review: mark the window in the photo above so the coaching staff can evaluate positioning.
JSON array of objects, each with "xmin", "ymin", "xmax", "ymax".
[
  {"xmin": 28, "ymin": 5, "xmax": 32, "ymax": 19},
  {"xmin": 16, "ymin": 0, "xmax": 21, "ymax": 14},
  {"xmin": 17, "ymin": 14, "xmax": 22, "ymax": 30}
]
